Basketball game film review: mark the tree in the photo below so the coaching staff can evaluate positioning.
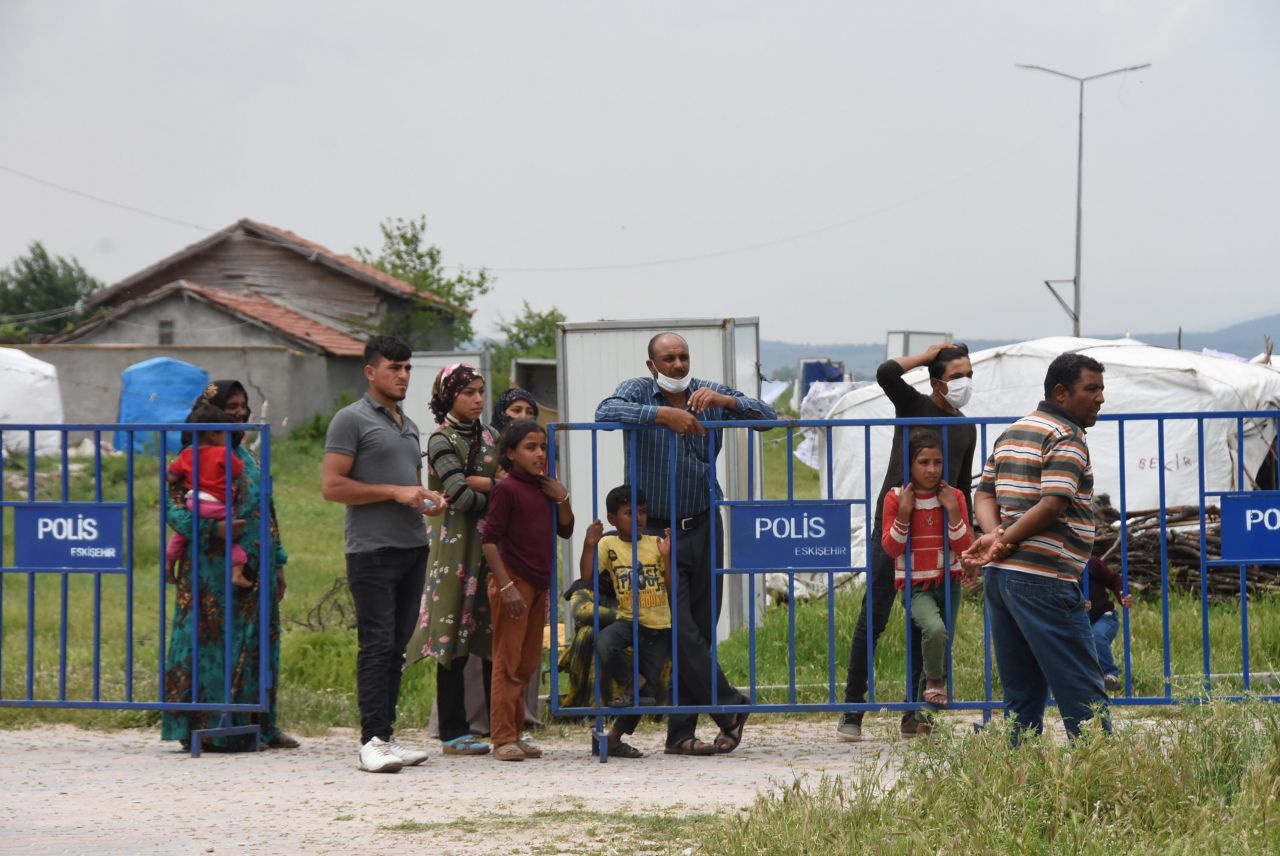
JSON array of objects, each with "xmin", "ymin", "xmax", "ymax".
[
  {"xmin": 0, "ymin": 242, "xmax": 103, "ymax": 343},
  {"xmin": 486, "ymin": 301, "xmax": 565, "ymax": 391},
  {"xmin": 353, "ymin": 215, "xmax": 491, "ymax": 346}
]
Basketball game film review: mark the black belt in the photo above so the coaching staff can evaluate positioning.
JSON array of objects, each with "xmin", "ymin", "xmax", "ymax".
[{"xmin": 648, "ymin": 509, "xmax": 710, "ymax": 532}]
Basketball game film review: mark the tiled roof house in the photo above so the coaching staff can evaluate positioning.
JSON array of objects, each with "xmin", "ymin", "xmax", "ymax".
[
  {"xmin": 36, "ymin": 219, "xmax": 462, "ymax": 434},
  {"xmin": 52, "ymin": 218, "xmax": 459, "ymax": 354}
]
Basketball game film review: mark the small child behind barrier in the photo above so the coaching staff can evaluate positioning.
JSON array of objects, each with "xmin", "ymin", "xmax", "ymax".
[
  {"xmin": 580, "ymin": 485, "xmax": 672, "ymax": 759},
  {"xmin": 882, "ymin": 428, "xmax": 974, "ymax": 729},
  {"xmin": 1083, "ymin": 553, "xmax": 1133, "ymax": 694},
  {"xmin": 165, "ymin": 403, "xmax": 249, "ymax": 588}
]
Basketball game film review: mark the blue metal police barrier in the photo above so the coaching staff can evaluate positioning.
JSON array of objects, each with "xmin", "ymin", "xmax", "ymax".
[
  {"xmin": 550, "ymin": 411, "xmax": 1280, "ymax": 761},
  {"xmin": 0, "ymin": 423, "xmax": 272, "ymax": 756}
]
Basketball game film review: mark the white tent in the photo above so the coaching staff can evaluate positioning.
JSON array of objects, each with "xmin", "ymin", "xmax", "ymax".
[
  {"xmin": 820, "ymin": 337, "xmax": 1280, "ymax": 562},
  {"xmin": 0, "ymin": 348, "xmax": 65, "ymax": 456}
]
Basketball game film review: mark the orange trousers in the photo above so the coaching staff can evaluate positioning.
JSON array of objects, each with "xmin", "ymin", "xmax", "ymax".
[{"xmin": 488, "ymin": 575, "xmax": 547, "ymax": 747}]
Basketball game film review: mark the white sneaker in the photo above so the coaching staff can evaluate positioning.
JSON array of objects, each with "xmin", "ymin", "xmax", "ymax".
[
  {"xmin": 358, "ymin": 736, "xmax": 405, "ymax": 773},
  {"xmin": 386, "ymin": 738, "xmax": 430, "ymax": 766}
]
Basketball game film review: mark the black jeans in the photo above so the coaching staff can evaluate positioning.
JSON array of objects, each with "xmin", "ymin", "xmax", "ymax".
[
  {"xmin": 650, "ymin": 514, "xmax": 745, "ymax": 746},
  {"xmin": 346, "ymin": 545, "xmax": 429, "ymax": 744},
  {"xmin": 437, "ymin": 654, "xmax": 492, "ymax": 742},
  {"xmin": 843, "ymin": 522, "xmax": 924, "ymax": 726},
  {"xmin": 597, "ymin": 620, "xmax": 671, "ymax": 735}
]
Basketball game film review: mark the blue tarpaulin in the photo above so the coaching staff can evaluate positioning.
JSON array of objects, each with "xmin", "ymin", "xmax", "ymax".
[{"xmin": 114, "ymin": 357, "xmax": 209, "ymax": 453}]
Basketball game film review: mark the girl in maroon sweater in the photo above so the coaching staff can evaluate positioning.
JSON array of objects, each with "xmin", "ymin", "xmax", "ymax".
[
  {"xmin": 882, "ymin": 429, "xmax": 973, "ymax": 711},
  {"xmin": 481, "ymin": 421, "xmax": 574, "ymax": 761}
]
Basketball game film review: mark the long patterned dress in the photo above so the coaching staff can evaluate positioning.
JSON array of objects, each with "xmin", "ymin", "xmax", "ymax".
[
  {"xmin": 160, "ymin": 444, "xmax": 287, "ymax": 749},
  {"xmin": 407, "ymin": 421, "xmax": 497, "ymax": 668}
]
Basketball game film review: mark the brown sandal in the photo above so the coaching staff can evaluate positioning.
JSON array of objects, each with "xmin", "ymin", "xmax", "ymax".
[
  {"xmin": 922, "ymin": 687, "xmax": 949, "ymax": 707},
  {"xmin": 492, "ymin": 743, "xmax": 525, "ymax": 762},
  {"xmin": 664, "ymin": 737, "xmax": 716, "ymax": 756},
  {"xmin": 715, "ymin": 713, "xmax": 748, "ymax": 754}
]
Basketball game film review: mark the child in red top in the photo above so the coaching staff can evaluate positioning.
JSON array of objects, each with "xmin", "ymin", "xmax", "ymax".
[
  {"xmin": 481, "ymin": 420, "xmax": 575, "ymax": 762},
  {"xmin": 166, "ymin": 403, "xmax": 250, "ymax": 588},
  {"xmin": 882, "ymin": 428, "xmax": 973, "ymax": 710}
]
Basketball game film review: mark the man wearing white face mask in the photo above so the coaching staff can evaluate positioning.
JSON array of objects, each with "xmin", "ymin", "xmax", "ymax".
[
  {"xmin": 838, "ymin": 343, "xmax": 977, "ymax": 741},
  {"xmin": 596, "ymin": 332, "xmax": 776, "ymax": 756}
]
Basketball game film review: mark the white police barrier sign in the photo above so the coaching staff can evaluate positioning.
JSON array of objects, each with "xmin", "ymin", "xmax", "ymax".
[
  {"xmin": 727, "ymin": 501, "xmax": 854, "ymax": 570},
  {"xmin": 1220, "ymin": 493, "xmax": 1280, "ymax": 563},
  {"xmin": 13, "ymin": 503, "xmax": 126, "ymax": 570}
]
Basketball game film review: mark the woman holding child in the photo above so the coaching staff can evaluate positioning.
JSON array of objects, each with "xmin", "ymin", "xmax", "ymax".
[{"xmin": 160, "ymin": 380, "xmax": 295, "ymax": 751}]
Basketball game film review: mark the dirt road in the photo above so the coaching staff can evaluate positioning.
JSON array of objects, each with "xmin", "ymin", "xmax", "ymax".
[{"xmin": 0, "ymin": 718, "xmax": 919, "ymax": 855}]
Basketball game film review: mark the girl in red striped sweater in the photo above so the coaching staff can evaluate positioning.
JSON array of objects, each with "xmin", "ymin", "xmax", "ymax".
[{"xmin": 882, "ymin": 429, "xmax": 973, "ymax": 711}]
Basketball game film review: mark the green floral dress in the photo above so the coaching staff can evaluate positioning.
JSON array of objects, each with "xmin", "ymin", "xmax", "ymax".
[
  {"xmin": 407, "ymin": 421, "xmax": 498, "ymax": 668},
  {"xmin": 160, "ymin": 444, "xmax": 287, "ymax": 749}
]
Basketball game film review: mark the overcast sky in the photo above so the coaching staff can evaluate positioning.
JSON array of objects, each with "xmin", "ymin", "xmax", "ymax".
[{"xmin": 2, "ymin": 1, "xmax": 1276, "ymax": 345}]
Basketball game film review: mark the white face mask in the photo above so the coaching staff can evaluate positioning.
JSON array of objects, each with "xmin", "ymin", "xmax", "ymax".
[
  {"xmin": 653, "ymin": 369, "xmax": 691, "ymax": 394},
  {"xmin": 942, "ymin": 376, "xmax": 973, "ymax": 409}
]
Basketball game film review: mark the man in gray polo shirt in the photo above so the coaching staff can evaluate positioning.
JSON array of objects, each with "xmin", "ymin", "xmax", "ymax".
[{"xmin": 323, "ymin": 335, "xmax": 447, "ymax": 773}]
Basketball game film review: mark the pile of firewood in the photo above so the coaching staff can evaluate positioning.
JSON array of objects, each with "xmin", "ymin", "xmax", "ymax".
[{"xmin": 1093, "ymin": 499, "xmax": 1280, "ymax": 599}]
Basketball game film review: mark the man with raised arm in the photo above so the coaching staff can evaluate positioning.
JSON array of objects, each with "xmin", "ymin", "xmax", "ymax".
[{"xmin": 595, "ymin": 332, "xmax": 776, "ymax": 756}]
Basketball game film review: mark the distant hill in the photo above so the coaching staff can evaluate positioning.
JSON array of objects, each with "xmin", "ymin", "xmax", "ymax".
[{"xmin": 761, "ymin": 313, "xmax": 1280, "ymax": 380}]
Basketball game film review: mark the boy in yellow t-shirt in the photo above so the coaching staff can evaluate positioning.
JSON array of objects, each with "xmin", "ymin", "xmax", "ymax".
[{"xmin": 579, "ymin": 485, "xmax": 671, "ymax": 759}]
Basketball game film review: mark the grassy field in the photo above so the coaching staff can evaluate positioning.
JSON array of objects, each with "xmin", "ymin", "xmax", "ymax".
[
  {"xmin": 674, "ymin": 699, "xmax": 1280, "ymax": 855},
  {"xmin": 1, "ymin": 426, "xmax": 1278, "ymax": 734}
]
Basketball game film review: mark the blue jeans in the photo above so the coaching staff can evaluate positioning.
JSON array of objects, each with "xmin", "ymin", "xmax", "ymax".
[
  {"xmin": 1091, "ymin": 612, "xmax": 1120, "ymax": 677},
  {"xmin": 984, "ymin": 567, "xmax": 1109, "ymax": 739}
]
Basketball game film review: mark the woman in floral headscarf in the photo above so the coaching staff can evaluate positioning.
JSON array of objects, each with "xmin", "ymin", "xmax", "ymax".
[{"xmin": 405, "ymin": 364, "xmax": 499, "ymax": 755}]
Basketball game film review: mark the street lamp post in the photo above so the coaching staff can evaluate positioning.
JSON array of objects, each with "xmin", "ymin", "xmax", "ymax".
[{"xmin": 1017, "ymin": 62, "xmax": 1150, "ymax": 337}]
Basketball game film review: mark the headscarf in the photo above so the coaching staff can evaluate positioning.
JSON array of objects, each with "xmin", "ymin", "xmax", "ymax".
[
  {"xmin": 181, "ymin": 380, "xmax": 250, "ymax": 448},
  {"xmin": 491, "ymin": 388, "xmax": 539, "ymax": 435},
  {"xmin": 430, "ymin": 364, "xmax": 486, "ymax": 474},
  {"xmin": 200, "ymin": 380, "xmax": 250, "ymax": 422},
  {"xmin": 429, "ymin": 363, "xmax": 482, "ymax": 424}
]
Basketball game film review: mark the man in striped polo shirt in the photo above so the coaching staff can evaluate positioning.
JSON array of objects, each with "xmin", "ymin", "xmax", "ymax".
[{"xmin": 963, "ymin": 353, "xmax": 1109, "ymax": 739}]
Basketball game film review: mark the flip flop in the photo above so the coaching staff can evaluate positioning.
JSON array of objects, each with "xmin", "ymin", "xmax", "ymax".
[
  {"xmin": 715, "ymin": 713, "xmax": 748, "ymax": 754},
  {"xmin": 663, "ymin": 737, "xmax": 717, "ymax": 756}
]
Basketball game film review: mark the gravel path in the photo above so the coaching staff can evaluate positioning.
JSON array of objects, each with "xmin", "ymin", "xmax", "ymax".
[{"xmin": 0, "ymin": 717, "xmax": 920, "ymax": 855}]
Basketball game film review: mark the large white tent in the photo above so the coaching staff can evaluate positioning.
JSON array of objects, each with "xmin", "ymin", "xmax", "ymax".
[
  {"xmin": 0, "ymin": 348, "xmax": 65, "ymax": 456},
  {"xmin": 819, "ymin": 337, "xmax": 1280, "ymax": 562}
]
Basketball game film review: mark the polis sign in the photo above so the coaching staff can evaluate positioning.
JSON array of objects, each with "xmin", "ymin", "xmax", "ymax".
[
  {"xmin": 728, "ymin": 501, "xmax": 853, "ymax": 570},
  {"xmin": 13, "ymin": 503, "xmax": 126, "ymax": 570},
  {"xmin": 1219, "ymin": 493, "xmax": 1280, "ymax": 563}
]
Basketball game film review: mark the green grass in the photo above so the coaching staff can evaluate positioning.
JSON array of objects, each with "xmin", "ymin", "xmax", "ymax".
[
  {"xmin": 714, "ymin": 586, "xmax": 1280, "ymax": 707},
  {"xmin": 2, "ymin": 428, "xmax": 1278, "ymax": 735},
  {"xmin": 683, "ymin": 700, "xmax": 1280, "ymax": 855}
]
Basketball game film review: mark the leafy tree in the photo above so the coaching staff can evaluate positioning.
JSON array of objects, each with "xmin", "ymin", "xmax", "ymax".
[
  {"xmin": 0, "ymin": 242, "xmax": 103, "ymax": 343},
  {"xmin": 353, "ymin": 214, "xmax": 491, "ymax": 346},
  {"xmin": 486, "ymin": 301, "xmax": 565, "ymax": 391}
]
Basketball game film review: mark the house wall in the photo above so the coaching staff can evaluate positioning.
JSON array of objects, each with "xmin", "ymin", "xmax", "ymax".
[
  {"xmin": 112, "ymin": 232, "xmax": 454, "ymax": 349},
  {"xmin": 17, "ymin": 344, "xmax": 363, "ymax": 438},
  {"xmin": 69, "ymin": 292, "xmax": 289, "ymax": 348}
]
